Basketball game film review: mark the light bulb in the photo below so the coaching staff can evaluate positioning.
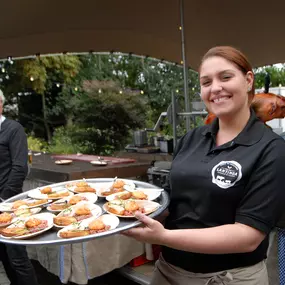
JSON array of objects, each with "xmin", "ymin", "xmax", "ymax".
[
  {"xmin": 1, "ymin": 68, "xmax": 5, "ymax": 73},
  {"xmin": 56, "ymin": 83, "xmax": 60, "ymax": 88},
  {"xmin": 98, "ymin": 89, "xmax": 102, "ymax": 94},
  {"xmin": 74, "ymin": 87, "xmax": 78, "ymax": 91},
  {"xmin": 30, "ymin": 76, "xmax": 34, "ymax": 81},
  {"xmin": 119, "ymin": 90, "xmax": 123, "ymax": 94},
  {"xmin": 140, "ymin": 90, "xmax": 144, "ymax": 94},
  {"xmin": 176, "ymin": 89, "xmax": 179, "ymax": 93}
]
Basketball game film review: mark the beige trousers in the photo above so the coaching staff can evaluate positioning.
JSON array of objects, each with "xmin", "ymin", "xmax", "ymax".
[{"xmin": 150, "ymin": 254, "xmax": 269, "ymax": 285}]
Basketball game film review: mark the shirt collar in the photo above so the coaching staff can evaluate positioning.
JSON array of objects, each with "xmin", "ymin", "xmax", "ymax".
[
  {"xmin": 0, "ymin": 115, "xmax": 6, "ymax": 131},
  {"xmin": 202, "ymin": 109, "xmax": 265, "ymax": 146}
]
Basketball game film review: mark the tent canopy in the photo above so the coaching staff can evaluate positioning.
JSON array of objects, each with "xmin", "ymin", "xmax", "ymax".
[{"xmin": 1, "ymin": 0, "xmax": 285, "ymax": 69}]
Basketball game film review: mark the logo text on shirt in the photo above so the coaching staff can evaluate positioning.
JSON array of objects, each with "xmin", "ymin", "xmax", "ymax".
[{"xmin": 211, "ymin": 161, "xmax": 242, "ymax": 189}]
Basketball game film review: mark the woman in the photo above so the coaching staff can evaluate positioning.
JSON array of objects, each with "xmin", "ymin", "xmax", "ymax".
[{"xmin": 124, "ymin": 46, "xmax": 285, "ymax": 285}]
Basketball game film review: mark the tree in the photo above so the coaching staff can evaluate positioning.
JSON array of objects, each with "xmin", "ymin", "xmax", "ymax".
[
  {"xmin": 254, "ymin": 65, "xmax": 285, "ymax": 90},
  {"xmin": 0, "ymin": 56, "xmax": 81, "ymax": 142},
  {"xmin": 48, "ymin": 80, "xmax": 149, "ymax": 154}
]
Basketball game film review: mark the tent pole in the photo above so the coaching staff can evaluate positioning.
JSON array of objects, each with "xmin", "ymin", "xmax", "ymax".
[
  {"xmin": 172, "ymin": 91, "xmax": 178, "ymax": 149},
  {"xmin": 180, "ymin": 0, "xmax": 191, "ymax": 131}
]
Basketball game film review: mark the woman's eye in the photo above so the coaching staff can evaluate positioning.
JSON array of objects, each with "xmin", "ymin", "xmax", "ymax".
[
  {"xmin": 201, "ymin": 81, "xmax": 210, "ymax": 86},
  {"xmin": 222, "ymin": 75, "xmax": 232, "ymax": 80}
]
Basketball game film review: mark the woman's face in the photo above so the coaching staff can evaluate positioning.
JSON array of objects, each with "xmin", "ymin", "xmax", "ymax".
[{"xmin": 199, "ymin": 56, "xmax": 253, "ymax": 119}]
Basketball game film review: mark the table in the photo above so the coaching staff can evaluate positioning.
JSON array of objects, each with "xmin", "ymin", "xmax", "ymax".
[{"xmin": 26, "ymin": 153, "xmax": 151, "ymax": 186}]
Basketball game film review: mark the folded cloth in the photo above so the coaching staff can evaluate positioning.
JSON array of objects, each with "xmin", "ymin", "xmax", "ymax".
[
  {"xmin": 145, "ymin": 243, "xmax": 154, "ymax": 260},
  {"xmin": 27, "ymin": 244, "xmax": 72, "ymax": 284},
  {"xmin": 80, "ymin": 234, "xmax": 144, "ymax": 283}
]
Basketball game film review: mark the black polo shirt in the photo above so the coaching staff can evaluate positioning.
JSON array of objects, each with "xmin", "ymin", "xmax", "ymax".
[{"xmin": 162, "ymin": 110, "xmax": 285, "ymax": 273}]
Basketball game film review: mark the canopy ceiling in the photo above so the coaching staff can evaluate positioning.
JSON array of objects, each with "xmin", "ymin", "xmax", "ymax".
[{"xmin": 1, "ymin": 0, "xmax": 285, "ymax": 70}]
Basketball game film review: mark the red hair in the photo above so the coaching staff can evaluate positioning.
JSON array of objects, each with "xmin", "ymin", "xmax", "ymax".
[{"xmin": 200, "ymin": 46, "xmax": 255, "ymax": 103}]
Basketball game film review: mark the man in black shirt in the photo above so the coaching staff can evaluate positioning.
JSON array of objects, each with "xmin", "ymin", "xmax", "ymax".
[{"xmin": 0, "ymin": 90, "xmax": 38, "ymax": 285}]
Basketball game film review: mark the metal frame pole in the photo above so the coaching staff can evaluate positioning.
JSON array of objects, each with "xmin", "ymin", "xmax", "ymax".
[
  {"xmin": 180, "ymin": 0, "xmax": 191, "ymax": 131},
  {"xmin": 172, "ymin": 91, "xmax": 178, "ymax": 149}
]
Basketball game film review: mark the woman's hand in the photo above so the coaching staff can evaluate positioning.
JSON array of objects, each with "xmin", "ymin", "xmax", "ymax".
[{"xmin": 122, "ymin": 211, "xmax": 168, "ymax": 245}]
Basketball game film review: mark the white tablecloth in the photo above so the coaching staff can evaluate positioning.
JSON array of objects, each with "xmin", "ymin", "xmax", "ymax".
[{"xmin": 27, "ymin": 234, "xmax": 145, "ymax": 284}]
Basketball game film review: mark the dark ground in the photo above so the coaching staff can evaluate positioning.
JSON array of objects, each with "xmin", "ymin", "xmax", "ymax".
[
  {"xmin": 0, "ymin": 259, "xmax": 138, "ymax": 285},
  {"xmin": 32, "ymin": 260, "xmax": 138, "ymax": 285}
]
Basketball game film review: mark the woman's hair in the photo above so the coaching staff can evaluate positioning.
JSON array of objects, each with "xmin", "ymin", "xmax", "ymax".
[{"xmin": 200, "ymin": 46, "xmax": 255, "ymax": 102}]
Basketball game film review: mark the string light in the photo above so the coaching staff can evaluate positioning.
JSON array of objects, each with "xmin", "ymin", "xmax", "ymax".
[
  {"xmin": 1, "ymin": 68, "xmax": 5, "ymax": 73},
  {"xmin": 7, "ymin": 56, "xmax": 13, "ymax": 64},
  {"xmin": 98, "ymin": 89, "xmax": 102, "ymax": 94},
  {"xmin": 180, "ymin": 60, "xmax": 184, "ymax": 64},
  {"xmin": 74, "ymin": 87, "xmax": 78, "ymax": 91},
  {"xmin": 140, "ymin": 90, "xmax": 144, "ymax": 94},
  {"xmin": 5, "ymin": 75, "xmax": 9, "ymax": 80},
  {"xmin": 176, "ymin": 89, "xmax": 179, "ymax": 93},
  {"xmin": 119, "ymin": 90, "xmax": 123, "ymax": 94},
  {"xmin": 30, "ymin": 76, "xmax": 34, "ymax": 81},
  {"xmin": 56, "ymin": 83, "xmax": 60, "ymax": 88},
  {"xmin": 179, "ymin": 26, "xmax": 182, "ymax": 30}
]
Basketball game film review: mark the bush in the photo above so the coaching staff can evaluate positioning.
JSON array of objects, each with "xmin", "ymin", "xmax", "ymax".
[
  {"xmin": 48, "ymin": 125, "xmax": 115, "ymax": 155},
  {"xmin": 27, "ymin": 136, "xmax": 48, "ymax": 152}
]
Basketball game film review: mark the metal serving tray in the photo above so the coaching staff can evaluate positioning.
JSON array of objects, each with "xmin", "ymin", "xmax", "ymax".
[{"xmin": 0, "ymin": 178, "xmax": 170, "ymax": 246}]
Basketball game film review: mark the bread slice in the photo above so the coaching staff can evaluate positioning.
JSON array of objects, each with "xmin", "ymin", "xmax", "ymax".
[
  {"xmin": 107, "ymin": 204, "xmax": 125, "ymax": 215},
  {"xmin": 54, "ymin": 216, "xmax": 77, "ymax": 226},
  {"xmin": 116, "ymin": 192, "xmax": 132, "ymax": 200},
  {"xmin": 59, "ymin": 230, "xmax": 90, "ymax": 238},
  {"xmin": 1, "ymin": 227, "xmax": 29, "ymax": 237}
]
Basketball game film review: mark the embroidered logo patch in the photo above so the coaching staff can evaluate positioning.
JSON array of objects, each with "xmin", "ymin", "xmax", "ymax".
[{"xmin": 211, "ymin": 161, "xmax": 242, "ymax": 189}]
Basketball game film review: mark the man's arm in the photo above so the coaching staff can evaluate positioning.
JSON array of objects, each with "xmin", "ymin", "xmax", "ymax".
[{"xmin": 1, "ymin": 125, "xmax": 28, "ymax": 200}]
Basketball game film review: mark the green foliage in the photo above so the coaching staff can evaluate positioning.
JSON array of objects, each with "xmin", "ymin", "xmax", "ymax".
[
  {"xmin": 53, "ymin": 80, "xmax": 149, "ymax": 151},
  {"xmin": 1, "ymin": 53, "xmax": 201, "ymax": 154},
  {"xmin": 48, "ymin": 126, "xmax": 115, "ymax": 155},
  {"xmin": 27, "ymin": 136, "xmax": 48, "ymax": 152},
  {"xmin": 254, "ymin": 65, "xmax": 285, "ymax": 89}
]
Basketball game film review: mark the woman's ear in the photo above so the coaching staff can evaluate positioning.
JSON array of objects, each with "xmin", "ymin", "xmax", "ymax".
[{"xmin": 246, "ymin": 71, "xmax": 254, "ymax": 90}]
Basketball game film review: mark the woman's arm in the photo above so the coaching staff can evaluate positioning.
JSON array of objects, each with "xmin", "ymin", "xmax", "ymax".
[{"xmin": 162, "ymin": 222, "xmax": 265, "ymax": 254}]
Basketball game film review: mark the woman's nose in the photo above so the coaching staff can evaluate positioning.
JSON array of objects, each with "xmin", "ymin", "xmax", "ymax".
[{"xmin": 211, "ymin": 80, "xmax": 223, "ymax": 93}]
